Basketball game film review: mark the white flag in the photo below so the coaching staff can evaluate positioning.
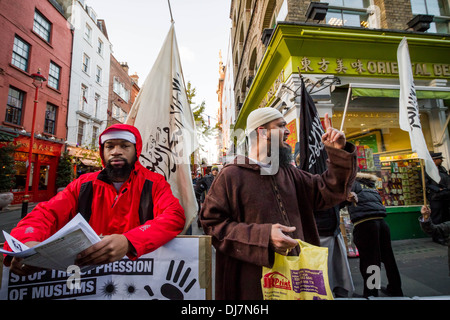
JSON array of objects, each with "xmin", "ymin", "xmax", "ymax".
[
  {"xmin": 126, "ymin": 23, "xmax": 198, "ymax": 233},
  {"xmin": 397, "ymin": 37, "xmax": 440, "ymax": 183}
]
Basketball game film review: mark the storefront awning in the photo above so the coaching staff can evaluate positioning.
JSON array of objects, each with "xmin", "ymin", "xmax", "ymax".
[
  {"xmin": 67, "ymin": 146, "xmax": 101, "ymax": 167},
  {"xmin": 79, "ymin": 158, "xmax": 101, "ymax": 167},
  {"xmin": 348, "ymin": 83, "xmax": 450, "ymax": 99}
]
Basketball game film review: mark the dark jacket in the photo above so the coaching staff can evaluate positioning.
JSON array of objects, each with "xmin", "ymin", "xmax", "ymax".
[
  {"xmin": 200, "ymin": 143, "xmax": 357, "ymax": 300},
  {"xmin": 194, "ymin": 173, "xmax": 215, "ymax": 202},
  {"xmin": 347, "ymin": 172, "xmax": 386, "ymax": 225},
  {"xmin": 426, "ymin": 165, "xmax": 450, "ymax": 201}
]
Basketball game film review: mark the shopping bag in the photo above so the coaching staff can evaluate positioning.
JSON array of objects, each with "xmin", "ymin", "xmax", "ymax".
[{"xmin": 261, "ymin": 239, "xmax": 333, "ymax": 300}]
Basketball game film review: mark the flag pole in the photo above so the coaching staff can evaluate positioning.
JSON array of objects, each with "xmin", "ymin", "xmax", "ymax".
[
  {"xmin": 420, "ymin": 159, "xmax": 428, "ymax": 207},
  {"xmin": 167, "ymin": 0, "xmax": 174, "ymax": 22},
  {"xmin": 339, "ymin": 84, "xmax": 352, "ymax": 132}
]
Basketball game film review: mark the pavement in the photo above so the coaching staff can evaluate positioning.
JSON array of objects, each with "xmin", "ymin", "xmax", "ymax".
[{"xmin": 1, "ymin": 203, "xmax": 449, "ymax": 300}]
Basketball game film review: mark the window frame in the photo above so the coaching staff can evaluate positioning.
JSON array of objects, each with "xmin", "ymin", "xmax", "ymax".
[
  {"xmin": 84, "ymin": 23, "xmax": 92, "ymax": 43},
  {"xmin": 411, "ymin": 0, "xmax": 450, "ymax": 33},
  {"xmin": 80, "ymin": 84, "xmax": 88, "ymax": 111},
  {"xmin": 44, "ymin": 103, "xmax": 57, "ymax": 135},
  {"xmin": 95, "ymin": 65, "xmax": 102, "ymax": 84},
  {"xmin": 48, "ymin": 61, "xmax": 61, "ymax": 90},
  {"xmin": 77, "ymin": 120, "xmax": 86, "ymax": 146},
  {"xmin": 5, "ymin": 86, "xmax": 25, "ymax": 125},
  {"xmin": 82, "ymin": 53, "xmax": 90, "ymax": 74},
  {"xmin": 97, "ymin": 38, "xmax": 104, "ymax": 56},
  {"xmin": 33, "ymin": 9, "xmax": 52, "ymax": 42},
  {"xmin": 11, "ymin": 36, "xmax": 30, "ymax": 72}
]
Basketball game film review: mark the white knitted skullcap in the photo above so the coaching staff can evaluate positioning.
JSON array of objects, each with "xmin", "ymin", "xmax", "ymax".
[
  {"xmin": 100, "ymin": 130, "xmax": 136, "ymax": 144},
  {"xmin": 246, "ymin": 107, "xmax": 283, "ymax": 135}
]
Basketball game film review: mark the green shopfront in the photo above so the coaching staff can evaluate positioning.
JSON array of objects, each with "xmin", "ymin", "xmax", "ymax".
[{"xmin": 233, "ymin": 23, "xmax": 450, "ymax": 240}]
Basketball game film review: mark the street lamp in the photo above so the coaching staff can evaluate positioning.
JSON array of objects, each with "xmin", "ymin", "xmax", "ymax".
[{"xmin": 22, "ymin": 69, "xmax": 46, "ymax": 217}]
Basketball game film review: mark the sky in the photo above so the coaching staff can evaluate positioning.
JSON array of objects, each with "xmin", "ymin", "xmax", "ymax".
[{"xmin": 89, "ymin": 0, "xmax": 232, "ymax": 126}]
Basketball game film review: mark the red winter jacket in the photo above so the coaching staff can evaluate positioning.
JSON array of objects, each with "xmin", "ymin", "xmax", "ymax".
[{"xmin": 4, "ymin": 124, "xmax": 185, "ymax": 258}]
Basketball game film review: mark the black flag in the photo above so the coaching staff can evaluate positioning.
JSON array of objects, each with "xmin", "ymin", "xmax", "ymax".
[
  {"xmin": 298, "ymin": 77, "xmax": 339, "ymax": 237},
  {"xmin": 299, "ymin": 77, "xmax": 328, "ymax": 174}
]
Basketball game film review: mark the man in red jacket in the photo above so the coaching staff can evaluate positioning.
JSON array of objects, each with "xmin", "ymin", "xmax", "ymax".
[{"xmin": 4, "ymin": 124, "xmax": 185, "ymax": 275}]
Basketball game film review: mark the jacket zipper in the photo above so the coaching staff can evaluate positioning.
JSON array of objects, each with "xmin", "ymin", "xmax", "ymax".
[{"xmin": 111, "ymin": 187, "xmax": 128, "ymax": 208}]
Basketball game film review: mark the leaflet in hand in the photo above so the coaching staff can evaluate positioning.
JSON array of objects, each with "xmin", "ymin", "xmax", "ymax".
[{"xmin": 0, "ymin": 213, "xmax": 101, "ymax": 271}]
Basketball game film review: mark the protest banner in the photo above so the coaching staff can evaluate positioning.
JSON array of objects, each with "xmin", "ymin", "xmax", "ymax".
[{"xmin": 0, "ymin": 236, "xmax": 211, "ymax": 300}]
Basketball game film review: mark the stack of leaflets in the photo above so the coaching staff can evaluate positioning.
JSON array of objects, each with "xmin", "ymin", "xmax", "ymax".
[{"xmin": 0, "ymin": 214, "xmax": 101, "ymax": 271}]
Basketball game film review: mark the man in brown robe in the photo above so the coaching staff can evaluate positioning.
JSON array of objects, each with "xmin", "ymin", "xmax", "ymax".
[{"xmin": 199, "ymin": 107, "xmax": 357, "ymax": 300}]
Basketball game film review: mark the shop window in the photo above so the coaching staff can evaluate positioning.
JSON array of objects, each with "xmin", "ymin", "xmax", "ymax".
[
  {"xmin": 12, "ymin": 153, "xmax": 33, "ymax": 192},
  {"xmin": 12, "ymin": 158, "xmax": 26, "ymax": 192},
  {"xmin": 5, "ymin": 87, "xmax": 24, "ymax": 125},
  {"xmin": 38, "ymin": 165, "xmax": 50, "ymax": 190},
  {"xmin": 334, "ymin": 110, "xmax": 433, "ymax": 207}
]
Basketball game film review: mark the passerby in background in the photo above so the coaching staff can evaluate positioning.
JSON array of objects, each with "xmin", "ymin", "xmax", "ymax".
[
  {"xmin": 193, "ymin": 166, "xmax": 219, "ymax": 230},
  {"xmin": 425, "ymin": 152, "xmax": 450, "ymax": 244},
  {"xmin": 419, "ymin": 205, "xmax": 450, "ymax": 275},
  {"xmin": 199, "ymin": 107, "xmax": 357, "ymax": 300},
  {"xmin": 3, "ymin": 124, "xmax": 185, "ymax": 276},
  {"xmin": 346, "ymin": 172, "xmax": 403, "ymax": 297},
  {"xmin": 191, "ymin": 172, "xmax": 199, "ymax": 185},
  {"xmin": 194, "ymin": 166, "xmax": 218, "ymax": 204}
]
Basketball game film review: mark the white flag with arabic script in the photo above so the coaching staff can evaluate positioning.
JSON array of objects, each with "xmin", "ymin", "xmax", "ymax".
[
  {"xmin": 397, "ymin": 37, "xmax": 440, "ymax": 183},
  {"xmin": 126, "ymin": 23, "xmax": 198, "ymax": 233}
]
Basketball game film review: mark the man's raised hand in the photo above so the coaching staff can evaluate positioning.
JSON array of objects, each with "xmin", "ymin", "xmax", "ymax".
[{"xmin": 321, "ymin": 113, "xmax": 346, "ymax": 149}]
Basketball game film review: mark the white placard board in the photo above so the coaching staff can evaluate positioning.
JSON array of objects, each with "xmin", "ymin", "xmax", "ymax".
[{"xmin": 0, "ymin": 236, "xmax": 211, "ymax": 300}]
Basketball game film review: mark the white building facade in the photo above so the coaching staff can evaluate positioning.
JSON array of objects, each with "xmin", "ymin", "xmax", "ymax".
[
  {"xmin": 220, "ymin": 36, "xmax": 236, "ymax": 156},
  {"xmin": 66, "ymin": 0, "xmax": 111, "ymax": 149}
]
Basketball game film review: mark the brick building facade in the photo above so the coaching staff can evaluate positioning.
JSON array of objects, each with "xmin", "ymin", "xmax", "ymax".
[
  {"xmin": 224, "ymin": 0, "xmax": 450, "ymax": 240},
  {"xmin": 0, "ymin": 0, "xmax": 72, "ymax": 203},
  {"xmin": 229, "ymin": 0, "xmax": 448, "ymax": 117},
  {"xmin": 107, "ymin": 56, "xmax": 139, "ymax": 127}
]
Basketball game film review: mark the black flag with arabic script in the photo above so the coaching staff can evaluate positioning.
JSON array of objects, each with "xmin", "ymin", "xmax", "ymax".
[
  {"xmin": 298, "ymin": 77, "xmax": 339, "ymax": 236},
  {"xmin": 299, "ymin": 77, "xmax": 328, "ymax": 174}
]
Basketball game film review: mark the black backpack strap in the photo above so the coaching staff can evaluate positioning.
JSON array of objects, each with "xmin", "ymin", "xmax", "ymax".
[
  {"xmin": 78, "ymin": 181, "xmax": 93, "ymax": 222},
  {"xmin": 139, "ymin": 179, "xmax": 154, "ymax": 224}
]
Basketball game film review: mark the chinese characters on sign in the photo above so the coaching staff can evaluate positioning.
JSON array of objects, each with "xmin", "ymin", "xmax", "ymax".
[{"xmin": 299, "ymin": 56, "xmax": 450, "ymax": 77}]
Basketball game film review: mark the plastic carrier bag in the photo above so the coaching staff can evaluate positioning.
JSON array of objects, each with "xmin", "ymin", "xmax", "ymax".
[{"xmin": 261, "ymin": 239, "xmax": 333, "ymax": 300}]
